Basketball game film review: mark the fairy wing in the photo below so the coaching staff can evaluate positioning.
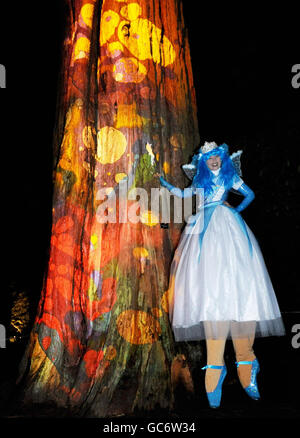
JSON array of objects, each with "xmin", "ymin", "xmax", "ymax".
[
  {"xmin": 182, "ymin": 163, "xmax": 197, "ymax": 180},
  {"xmin": 230, "ymin": 150, "xmax": 243, "ymax": 196},
  {"xmin": 230, "ymin": 150, "xmax": 243, "ymax": 176}
]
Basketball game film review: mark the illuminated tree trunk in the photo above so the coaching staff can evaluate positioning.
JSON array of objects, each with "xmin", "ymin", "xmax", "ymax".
[{"xmin": 18, "ymin": 0, "xmax": 200, "ymax": 417}]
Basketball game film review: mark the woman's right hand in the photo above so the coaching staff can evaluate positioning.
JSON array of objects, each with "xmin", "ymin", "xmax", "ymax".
[{"xmin": 154, "ymin": 173, "xmax": 165, "ymax": 185}]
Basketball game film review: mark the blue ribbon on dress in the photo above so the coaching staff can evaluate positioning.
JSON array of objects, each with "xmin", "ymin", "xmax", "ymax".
[{"xmin": 194, "ymin": 201, "xmax": 253, "ymax": 262}]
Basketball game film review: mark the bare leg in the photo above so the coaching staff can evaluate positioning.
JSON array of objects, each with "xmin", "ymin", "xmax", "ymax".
[
  {"xmin": 204, "ymin": 338, "xmax": 227, "ymax": 392},
  {"xmin": 203, "ymin": 322, "xmax": 229, "ymax": 392},
  {"xmin": 231, "ymin": 322, "xmax": 256, "ymax": 388}
]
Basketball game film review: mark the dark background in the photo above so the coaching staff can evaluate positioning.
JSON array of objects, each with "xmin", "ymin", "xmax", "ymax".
[{"xmin": 0, "ymin": 0, "xmax": 299, "ymax": 421}]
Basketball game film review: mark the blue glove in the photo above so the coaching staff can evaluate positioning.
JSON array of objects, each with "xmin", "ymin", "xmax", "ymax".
[
  {"xmin": 234, "ymin": 183, "xmax": 255, "ymax": 213},
  {"xmin": 159, "ymin": 176, "xmax": 194, "ymax": 198},
  {"xmin": 159, "ymin": 176, "xmax": 174, "ymax": 191}
]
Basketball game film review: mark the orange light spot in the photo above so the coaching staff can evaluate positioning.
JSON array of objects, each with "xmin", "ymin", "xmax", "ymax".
[{"xmin": 163, "ymin": 162, "xmax": 170, "ymax": 174}]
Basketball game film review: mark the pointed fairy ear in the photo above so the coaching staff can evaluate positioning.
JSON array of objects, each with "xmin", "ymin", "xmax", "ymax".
[{"xmin": 182, "ymin": 164, "xmax": 196, "ymax": 180}]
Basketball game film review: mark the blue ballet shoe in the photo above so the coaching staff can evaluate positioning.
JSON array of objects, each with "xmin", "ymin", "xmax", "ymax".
[
  {"xmin": 201, "ymin": 364, "xmax": 227, "ymax": 408},
  {"xmin": 236, "ymin": 359, "xmax": 260, "ymax": 400}
]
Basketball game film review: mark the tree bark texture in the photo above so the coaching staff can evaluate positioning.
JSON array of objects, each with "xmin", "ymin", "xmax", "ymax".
[{"xmin": 18, "ymin": 0, "xmax": 200, "ymax": 417}]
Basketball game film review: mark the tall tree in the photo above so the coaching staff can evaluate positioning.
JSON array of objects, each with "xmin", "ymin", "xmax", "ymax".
[{"xmin": 18, "ymin": 0, "xmax": 200, "ymax": 417}]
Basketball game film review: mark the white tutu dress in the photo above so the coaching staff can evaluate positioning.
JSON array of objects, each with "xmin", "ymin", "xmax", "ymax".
[{"xmin": 166, "ymin": 171, "xmax": 285, "ymax": 341}]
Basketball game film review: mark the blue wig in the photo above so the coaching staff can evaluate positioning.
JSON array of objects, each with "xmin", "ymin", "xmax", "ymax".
[{"xmin": 191, "ymin": 144, "xmax": 237, "ymax": 196}]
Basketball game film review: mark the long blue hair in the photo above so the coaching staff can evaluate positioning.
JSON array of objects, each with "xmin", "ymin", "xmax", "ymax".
[{"xmin": 191, "ymin": 144, "xmax": 237, "ymax": 196}]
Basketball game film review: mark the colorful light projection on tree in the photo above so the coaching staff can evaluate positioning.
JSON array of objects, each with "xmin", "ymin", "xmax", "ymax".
[{"xmin": 19, "ymin": 0, "xmax": 200, "ymax": 416}]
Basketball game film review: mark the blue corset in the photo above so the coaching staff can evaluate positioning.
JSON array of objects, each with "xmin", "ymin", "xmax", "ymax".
[{"xmin": 159, "ymin": 176, "xmax": 254, "ymax": 260}]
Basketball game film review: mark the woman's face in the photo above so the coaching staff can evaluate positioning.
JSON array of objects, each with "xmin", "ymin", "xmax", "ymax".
[{"xmin": 206, "ymin": 155, "xmax": 221, "ymax": 171}]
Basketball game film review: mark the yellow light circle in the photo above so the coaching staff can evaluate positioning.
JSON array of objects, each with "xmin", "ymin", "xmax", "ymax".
[
  {"xmin": 74, "ymin": 37, "xmax": 90, "ymax": 60},
  {"xmin": 90, "ymin": 234, "xmax": 98, "ymax": 246},
  {"xmin": 133, "ymin": 247, "xmax": 149, "ymax": 259},
  {"xmin": 140, "ymin": 210, "xmax": 159, "ymax": 227},
  {"xmin": 115, "ymin": 172, "xmax": 127, "ymax": 183},
  {"xmin": 81, "ymin": 4, "xmax": 94, "ymax": 28},
  {"xmin": 118, "ymin": 18, "xmax": 176, "ymax": 67},
  {"xmin": 108, "ymin": 41, "xmax": 124, "ymax": 57},
  {"xmin": 96, "ymin": 126, "xmax": 127, "ymax": 164},
  {"xmin": 100, "ymin": 10, "xmax": 120, "ymax": 46},
  {"xmin": 120, "ymin": 3, "xmax": 142, "ymax": 21}
]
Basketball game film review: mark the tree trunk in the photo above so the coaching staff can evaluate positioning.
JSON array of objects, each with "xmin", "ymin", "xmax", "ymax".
[{"xmin": 18, "ymin": 0, "xmax": 200, "ymax": 417}]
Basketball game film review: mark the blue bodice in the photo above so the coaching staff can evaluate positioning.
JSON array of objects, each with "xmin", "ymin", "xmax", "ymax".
[{"xmin": 159, "ymin": 170, "xmax": 255, "ymax": 213}]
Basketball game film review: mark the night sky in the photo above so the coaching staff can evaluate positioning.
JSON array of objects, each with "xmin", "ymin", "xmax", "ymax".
[{"xmin": 1, "ymin": 2, "xmax": 299, "ymax": 314}]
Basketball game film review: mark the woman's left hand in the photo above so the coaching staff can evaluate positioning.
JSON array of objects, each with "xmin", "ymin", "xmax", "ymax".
[{"xmin": 223, "ymin": 201, "xmax": 233, "ymax": 208}]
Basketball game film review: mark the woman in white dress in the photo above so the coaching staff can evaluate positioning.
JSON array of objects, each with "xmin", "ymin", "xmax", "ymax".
[{"xmin": 158, "ymin": 141, "xmax": 285, "ymax": 408}]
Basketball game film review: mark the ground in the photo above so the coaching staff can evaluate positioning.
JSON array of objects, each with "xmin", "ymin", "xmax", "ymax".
[{"xmin": 0, "ymin": 314, "xmax": 299, "ymax": 430}]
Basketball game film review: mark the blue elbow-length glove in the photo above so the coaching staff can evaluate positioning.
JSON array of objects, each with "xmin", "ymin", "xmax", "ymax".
[
  {"xmin": 159, "ymin": 176, "xmax": 194, "ymax": 198},
  {"xmin": 234, "ymin": 183, "xmax": 255, "ymax": 213}
]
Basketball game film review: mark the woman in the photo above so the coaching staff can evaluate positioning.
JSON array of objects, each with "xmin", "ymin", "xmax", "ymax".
[{"xmin": 158, "ymin": 141, "xmax": 285, "ymax": 408}]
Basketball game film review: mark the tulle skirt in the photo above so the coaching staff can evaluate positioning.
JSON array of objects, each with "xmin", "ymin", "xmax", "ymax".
[{"xmin": 168, "ymin": 204, "xmax": 285, "ymax": 341}]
